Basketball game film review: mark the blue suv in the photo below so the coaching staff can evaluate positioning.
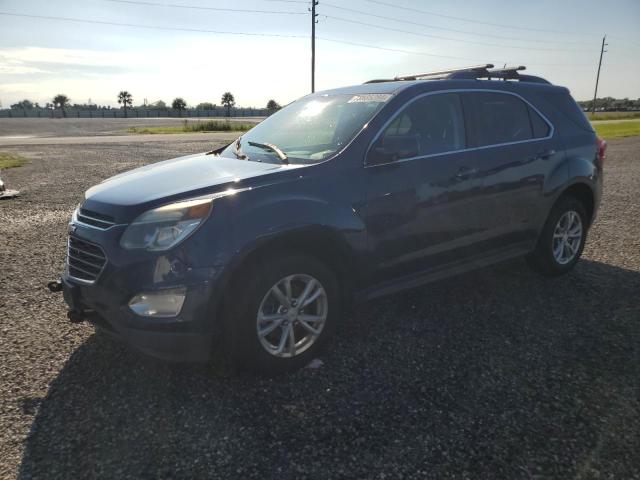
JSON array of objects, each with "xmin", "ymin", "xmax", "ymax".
[{"xmin": 58, "ymin": 64, "xmax": 605, "ymax": 373}]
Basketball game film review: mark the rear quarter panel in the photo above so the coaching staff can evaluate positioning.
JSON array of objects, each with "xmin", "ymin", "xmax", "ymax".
[{"xmin": 526, "ymin": 89, "xmax": 600, "ymax": 230}]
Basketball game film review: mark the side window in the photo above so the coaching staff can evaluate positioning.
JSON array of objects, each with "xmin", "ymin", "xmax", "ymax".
[
  {"xmin": 385, "ymin": 113, "xmax": 412, "ymax": 135},
  {"xmin": 471, "ymin": 92, "xmax": 533, "ymax": 146},
  {"xmin": 368, "ymin": 93, "xmax": 466, "ymax": 164},
  {"xmin": 542, "ymin": 91, "xmax": 593, "ymax": 132},
  {"xmin": 528, "ymin": 105, "xmax": 551, "ymax": 138}
]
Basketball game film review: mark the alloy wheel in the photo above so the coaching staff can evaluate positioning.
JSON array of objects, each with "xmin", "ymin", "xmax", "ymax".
[
  {"xmin": 256, "ymin": 274, "xmax": 328, "ymax": 358},
  {"xmin": 552, "ymin": 210, "xmax": 583, "ymax": 265}
]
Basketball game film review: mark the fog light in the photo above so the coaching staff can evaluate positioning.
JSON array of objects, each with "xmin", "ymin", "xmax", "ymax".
[{"xmin": 128, "ymin": 287, "xmax": 186, "ymax": 317}]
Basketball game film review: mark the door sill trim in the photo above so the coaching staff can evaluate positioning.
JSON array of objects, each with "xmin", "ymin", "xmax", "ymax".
[{"xmin": 355, "ymin": 244, "xmax": 531, "ymax": 303}]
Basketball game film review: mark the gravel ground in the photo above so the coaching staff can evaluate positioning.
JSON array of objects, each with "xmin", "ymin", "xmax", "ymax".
[{"xmin": 1, "ymin": 137, "xmax": 639, "ymax": 479}]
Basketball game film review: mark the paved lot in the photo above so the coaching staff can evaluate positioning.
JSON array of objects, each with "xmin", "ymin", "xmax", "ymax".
[
  {"xmin": 0, "ymin": 117, "xmax": 263, "ymax": 139},
  {"xmin": 0, "ymin": 137, "xmax": 639, "ymax": 479},
  {"xmin": 0, "ymin": 132, "xmax": 241, "ymax": 146},
  {"xmin": 591, "ymin": 118, "xmax": 640, "ymax": 124}
]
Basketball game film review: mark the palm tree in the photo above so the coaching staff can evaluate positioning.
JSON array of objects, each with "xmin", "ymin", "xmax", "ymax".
[
  {"xmin": 172, "ymin": 97, "xmax": 187, "ymax": 116},
  {"xmin": 11, "ymin": 99, "xmax": 34, "ymax": 110},
  {"xmin": 117, "ymin": 91, "xmax": 133, "ymax": 118},
  {"xmin": 196, "ymin": 102, "xmax": 216, "ymax": 110},
  {"xmin": 52, "ymin": 94, "xmax": 70, "ymax": 116},
  {"xmin": 266, "ymin": 99, "xmax": 281, "ymax": 115},
  {"xmin": 221, "ymin": 92, "xmax": 235, "ymax": 117}
]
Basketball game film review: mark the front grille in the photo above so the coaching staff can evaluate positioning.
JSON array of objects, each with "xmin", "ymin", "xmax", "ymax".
[
  {"xmin": 77, "ymin": 208, "xmax": 115, "ymax": 230},
  {"xmin": 67, "ymin": 236, "xmax": 107, "ymax": 283}
]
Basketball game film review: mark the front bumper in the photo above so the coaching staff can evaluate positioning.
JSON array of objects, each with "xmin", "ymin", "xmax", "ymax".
[
  {"xmin": 62, "ymin": 275, "xmax": 220, "ymax": 362},
  {"xmin": 61, "ymin": 218, "xmax": 228, "ymax": 362}
]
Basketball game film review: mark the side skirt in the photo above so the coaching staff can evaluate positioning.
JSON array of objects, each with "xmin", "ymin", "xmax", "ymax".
[{"xmin": 354, "ymin": 243, "xmax": 532, "ymax": 303}]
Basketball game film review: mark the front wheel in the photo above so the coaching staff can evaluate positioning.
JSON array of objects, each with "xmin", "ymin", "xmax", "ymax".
[
  {"xmin": 226, "ymin": 254, "xmax": 340, "ymax": 374},
  {"xmin": 527, "ymin": 196, "xmax": 588, "ymax": 276}
]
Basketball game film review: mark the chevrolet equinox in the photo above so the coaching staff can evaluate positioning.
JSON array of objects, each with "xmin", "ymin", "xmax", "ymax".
[{"xmin": 57, "ymin": 64, "xmax": 605, "ymax": 373}]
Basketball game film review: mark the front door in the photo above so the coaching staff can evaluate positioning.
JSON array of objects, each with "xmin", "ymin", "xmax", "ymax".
[{"xmin": 363, "ymin": 92, "xmax": 485, "ymax": 285}]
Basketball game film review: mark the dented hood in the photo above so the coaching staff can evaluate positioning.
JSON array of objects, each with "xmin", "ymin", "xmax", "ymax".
[{"xmin": 84, "ymin": 152, "xmax": 299, "ymax": 206}]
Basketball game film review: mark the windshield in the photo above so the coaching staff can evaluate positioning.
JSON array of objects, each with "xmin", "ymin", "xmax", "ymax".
[{"xmin": 220, "ymin": 93, "xmax": 391, "ymax": 164}]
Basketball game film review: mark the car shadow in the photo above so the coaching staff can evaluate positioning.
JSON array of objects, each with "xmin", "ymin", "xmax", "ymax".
[{"xmin": 18, "ymin": 259, "xmax": 640, "ymax": 479}]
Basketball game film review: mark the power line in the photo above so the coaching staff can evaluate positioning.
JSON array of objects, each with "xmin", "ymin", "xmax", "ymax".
[
  {"xmin": 106, "ymin": 0, "xmax": 631, "ymax": 53},
  {"xmin": 268, "ymin": 0, "xmax": 640, "ymax": 46},
  {"xmin": 606, "ymin": 35, "xmax": 640, "ymax": 50},
  {"xmin": 114, "ymin": 0, "xmax": 559, "ymax": 46},
  {"xmin": 0, "ymin": 10, "xmax": 502, "ymax": 64},
  {"xmin": 322, "ymin": 1, "xmax": 587, "ymax": 45},
  {"xmin": 316, "ymin": 36, "xmax": 500, "ymax": 63},
  {"xmin": 362, "ymin": 0, "xmax": 594, "ymax": 36},
  {"xmin": 0, "ymin": 11, "xmax": 593, "ymax": 68},
  {"xmin": 324, "ymin": 15, "xmax": 591, "ymax": 52},
  {"xmin": 106, "ymin": 0, "xmax": 306, "ymax": 15},
  {"xmin": 316, "ymin": 36, "xmax": 589, "ymax": 67},
  {"xmin": 0, "ymin": 11, "xmax": 308, "ymax": 38}
]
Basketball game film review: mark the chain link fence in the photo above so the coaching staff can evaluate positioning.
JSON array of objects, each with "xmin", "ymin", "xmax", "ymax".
[{"xmin": 0, "ymin": 107, "xmax": 270, "ymax": 118}]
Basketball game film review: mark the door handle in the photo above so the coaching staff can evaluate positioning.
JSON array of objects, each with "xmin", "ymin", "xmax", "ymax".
[
  {"xmin": 455, "ymin": 166, "xmax": 478, "ymax": 179},
  {"xmin": 531, "ymin": 149, "xmax": 556, "ymax": 160}
]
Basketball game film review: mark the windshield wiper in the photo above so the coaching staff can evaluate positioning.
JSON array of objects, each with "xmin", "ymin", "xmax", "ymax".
[
  {"xmin": 233, "ymin": 136, "xmax": 248, "ymax": 160},
  {"xmin": 248, "ymin": 141, "xmax": 289, "ymax": 164}
]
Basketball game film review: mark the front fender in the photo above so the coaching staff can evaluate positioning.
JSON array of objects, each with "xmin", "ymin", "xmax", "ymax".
[
  {"xmin": 197, "ymin": 184, "xmax": 368, "ymax": 333},
  {"xmin": 231, "ymin": 192, "xmax": 366, "ymax": 258}
]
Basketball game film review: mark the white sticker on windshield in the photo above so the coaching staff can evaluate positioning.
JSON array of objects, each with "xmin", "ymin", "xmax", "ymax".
[{"xmin": 348, "ymin": 94, "xmax": 392, "ymax": 103}]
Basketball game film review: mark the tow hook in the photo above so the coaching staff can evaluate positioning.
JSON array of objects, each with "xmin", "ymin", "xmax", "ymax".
[
  {"xmin": 67, "ymin": 310, "xmax": 86, "ymax": 324},
  {"xmin": 47, "ymin": 280, "xmax": 64, "ymax": 293}
]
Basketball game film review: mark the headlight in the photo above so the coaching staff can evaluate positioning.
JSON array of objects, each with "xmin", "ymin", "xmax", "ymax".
[{"xmin": 120, "ymin": 198, "xmax": 212, "ymax": 251}]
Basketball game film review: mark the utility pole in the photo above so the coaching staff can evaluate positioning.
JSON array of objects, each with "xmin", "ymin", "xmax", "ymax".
[
  {"xmin": 310, "ymin": 0, "xmax": 318, "ymax": 93},
  {"xmin": 591, "ymin": 35, "xmax": 607, "ymax": 115}
]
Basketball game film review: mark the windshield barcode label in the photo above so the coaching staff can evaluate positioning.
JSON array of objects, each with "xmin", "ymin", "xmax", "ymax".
[{"xmin": 348, "ymin": 94, "xmax": 392, "ymax": 103}]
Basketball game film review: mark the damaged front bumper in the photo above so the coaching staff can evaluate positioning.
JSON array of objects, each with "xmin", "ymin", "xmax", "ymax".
[{"xmin": 55, "ymin": 276, "xmax": 219, "ymax": 362}]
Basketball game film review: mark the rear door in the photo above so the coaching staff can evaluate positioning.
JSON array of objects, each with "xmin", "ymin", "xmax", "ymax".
[
  {"xmin": 464, "ymin": 90, "xmax": 561, "ymax": 250},
  {"xmin": 363, "ymin": 92, "xmax": 485, "ymax": 284}
]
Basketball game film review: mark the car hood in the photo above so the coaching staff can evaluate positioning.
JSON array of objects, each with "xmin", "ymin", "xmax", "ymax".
[{"xmin": 84, "ymin": 152, "xmax": 301, "ymax": 207}]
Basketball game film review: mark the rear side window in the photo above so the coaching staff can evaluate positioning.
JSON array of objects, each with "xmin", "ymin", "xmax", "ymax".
[
  {"xmin": 542, "ymin": 91, "xmax": 594, "ymax": 132},
  {"xmin": 528, "ymin": 106, "xmax": 551, "ymax": 138},
  {"xmin": 376, "ymin": 93, "xmax": 466, "ymax": 159},
  {"xmin": 470, "ymin": 92, "xmax": 534, "ymax": 146}
]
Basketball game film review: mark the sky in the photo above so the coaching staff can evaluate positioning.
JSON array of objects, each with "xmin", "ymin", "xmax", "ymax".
[{"xmin": 0, "ymin": 0, "xmax": 639, "ymax": 108}]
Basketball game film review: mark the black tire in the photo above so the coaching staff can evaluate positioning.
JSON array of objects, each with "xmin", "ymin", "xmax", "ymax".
[
  {"xmin": 526, "ymin": 195, "xmax": 588, "ymax": 277},
  {"xmin": 225, "ymin": 253, "xmax": 341, "ymax": 375}
]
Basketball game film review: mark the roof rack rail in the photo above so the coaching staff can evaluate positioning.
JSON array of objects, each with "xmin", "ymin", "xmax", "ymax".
[
  {"xmin": 448, "ymin": 65, "xmax": 523, "ymax": 79},
  {"xmin": 365, "ymin": 64, "xmax": 494, "ymax": 84},
  {"xmin": 489, "ymin": 65, "xmax": 526, "ymax": 78},
  {"xmin": 365, "ymin": 64, "xmax": 551, "ymax": 85},
  {"xmin": 490, "ymin": 66, "xmax": 550, "ymax": 84},
  {"xmin": 450, "ymin": 65, "xmax": 550, "ymax": 84}
]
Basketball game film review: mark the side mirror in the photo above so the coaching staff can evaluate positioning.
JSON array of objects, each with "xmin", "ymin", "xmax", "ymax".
[{"xmin": 368, "ymin": 135, "xmax": 420, "ymax": 165}]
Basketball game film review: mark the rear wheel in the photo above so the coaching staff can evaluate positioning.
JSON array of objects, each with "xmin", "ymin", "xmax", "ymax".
[
  {"xmin": 226, "ymin": 254, "xmax": 340, "ymax": 374},
  {"xmin": 527, "ymin": 196, "xmax": 588, "ymax": 276}
]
